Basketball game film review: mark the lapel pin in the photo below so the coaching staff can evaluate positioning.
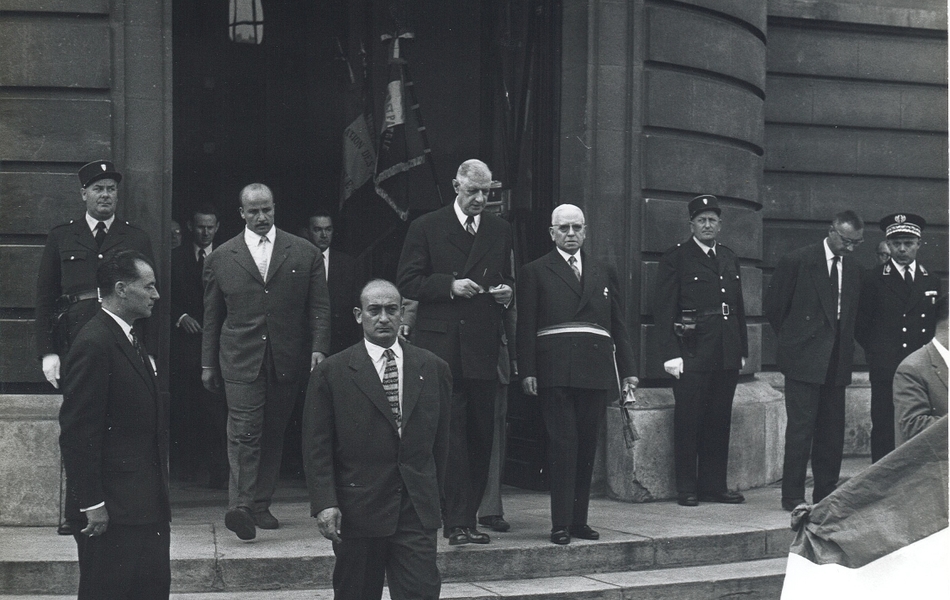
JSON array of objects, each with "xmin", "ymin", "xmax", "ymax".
[{"xmin": 603, "ymin": 287, "xmax": 608, "ymax": 297}]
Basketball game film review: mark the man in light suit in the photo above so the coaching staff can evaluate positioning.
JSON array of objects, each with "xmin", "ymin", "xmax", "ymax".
[
  {"xmin": 60, "ymin": 250, "xmax": 169, "ymax": 599},
  {"xmin": 764, "ymin": 210, "xmax": 864, "ymax": 510},
  {"xmin": 202, "ymin": 183, "xmax": 331, "ymax": 540},
  {"xmin": 518, "ymin": 204, "xmax": 638, "ymax": 545},
  {"xmin": 396, "ymin": 159, "xmax": 514, "ymax": 546},
  {"xmin": 171, "ymin": 204, "xmax": 226, "ymax": 487},
  {"xmin": 894, "ymin": 295, "xmax": 949, "ymax": 446},
  {"xmin": 304, "ymin": 280, "xmax": 451, "ymax": 600},
  {"xmin": 305, "ymin": 210, "xmax": 362, "ymax": 355}
]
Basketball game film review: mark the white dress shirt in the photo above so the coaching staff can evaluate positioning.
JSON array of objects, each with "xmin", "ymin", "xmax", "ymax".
[
  {"xmin": 556, "ymin": 247, "xmax": 582, "ymax": 277},
  {"xmin": 892, "ymin": 259, "xmax": 917, "ymax": 282},
  {"xmin": 244, "ymin": 225, "xmax": 276, "ymax": 279},
  {"xmin": 454, "ymin": 201, "xmax": 480, "ymax": 233},
  {"xmin": 85, "ymin": 212, "xmax": 115, "ymax": 235},
  {"xmin": 823, "ymin": 238, "xmax": 842, "ymax": 319},
  {"xmin": 322, "ymin": 247, "xmax": 330, "ymax": 282},
  {"xmin": 364, "ymin": 338, "xmax": 404, "ymax": 436},
  {"xmin": 692, "ymin": 237, "xmax": 717, "ymax": 257},
  {"xmin": 933, "ymin": 337, "xmax": 949, "ymax": 367}
]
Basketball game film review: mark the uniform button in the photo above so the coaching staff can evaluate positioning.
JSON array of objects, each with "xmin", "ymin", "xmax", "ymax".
[
  {"xmin": 262, "ymin": 334, "xmax": 267, "ymax": 340},
  {"xmin": 724, "ymin": 316, "xmax": 728, "ymax": 320},
  {"xmin": 921, "ymin": 314, "xmax": 926, "ymax": 318},
  {"xmin": 902, "ymin": 343, "xmax": 907, "ymax": 348},
  {"xmin": 902, "ymin": 327, "xmax": 907, "ymax": 332},
  {"xmin": 460, "ymin": 319, "xmax": 465, "ymax": 325},
  {"xmin": 453, "ymin": 271, "xmax": 459, "ymax": 276},
  {"xmin": 922, "ymin": 329, "xmax": 927, "ymax": 333},
  {"xmin": 70, "ymin": 255, "xmax": 75, "ymax": 260},
  {"xmin": 265, "ymin": 289, "xmax": 269, "ymax": 294},
  {"xmin": 721, "ymin": 288, "xmax": 726, "ymax": 293},
  {"xmin": 98, "ymin": 254, "xmax": 103, "ymax": 259}
]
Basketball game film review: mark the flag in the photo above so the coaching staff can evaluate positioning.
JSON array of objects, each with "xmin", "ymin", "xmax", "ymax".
[
  {"xmin": 373, "ymin": 31, "xmax": 436, "ymax": 220},
  {"xmin": 338, "ymin": 0, "xmax": 376, "ymax": 208},
  {"xmin": 781, "ymin": 416, "xmax": 949, "ymax": 599}
]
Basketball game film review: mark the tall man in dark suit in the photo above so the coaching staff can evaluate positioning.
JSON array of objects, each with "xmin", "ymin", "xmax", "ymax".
[
  {"xmin": 202, "ymin": 183, "xmax": 331, "ymax": 540},
  {"xmin": 894, "ymin": 295, "xmax": 948, "ymax": 446},
  {"xmin": 654, "ymin": 195, "xmax": 748, "ymax": 507},
  {"xmin": 304, "ymin": 280, "xmax": 451, "ymax": 600},
  {"xmin": 36, "ymin": 160, "xmax": 154, "ymax": 390},
  {"xmin": 765, "ymin": 210, "xmax": 864, "ymax": 510},
  {"xmin": 59, "ymin": 250, "xmax": 169, "ymax": 599},
  {"xmin": 305, "ymin": 210, "xmax": 361, "ymax": 355},
  {"xmin": 518, "ymin": 204, "xmax": 638, "ymax": 545},
  {"xmin": 171, "ymin": 204, "xmax": 226, "ymax": 487},
  {"xmin": 397, "ymin": 159, "xmax": 514, "ymax": 546},
  {"xmin": 855, "ymin": 213, "xmax": 939, "ymax": 462}
]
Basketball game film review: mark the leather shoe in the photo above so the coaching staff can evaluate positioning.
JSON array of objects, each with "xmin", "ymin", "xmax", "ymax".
[
  {"xmin": 478, "ymin": 515, "xmax": 510, "ymax": 532},
  {"xmin": 569, "ymin": 524, "xmax": 600, "ymax": 540},
  {"xmin": 782, "ymin": 498, "xmax": 806, "ymax": 512},
  {"xmin": 225, "ymin": 507, "xmax": 257, "ymax": 540},
  {"xmin": 677, "ymin": 493, "xmax": 699, "ymax": 507},
  {"xmin": 57, "ymin": 521, "xmax": 75, "ymax": 536},
  {"xmin": 698, "ymin": 491, "xmax": 745, "ymax": 504},
  {"xmin": 550, "ymin": 529, "xmax": 571, "ymax": 545},
  {"xmin": 253, "ymin": 509, "xmax": 279, "ymax": 530},
  {"xmin": 447, "ymin": 527, "xmax": 470, "ymax": 545},
  {"xmin": 465, "ymin": 527, "xmax": 490, "ymax": 544}
]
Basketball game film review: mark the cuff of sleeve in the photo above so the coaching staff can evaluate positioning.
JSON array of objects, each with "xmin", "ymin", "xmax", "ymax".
[
  {"xmin": 176, "ymin": 314, "xmax": 188, "ymax": 327},
  {"xmin": 80, "ymin": 502, "xmax": 105, "ymax": 512}
]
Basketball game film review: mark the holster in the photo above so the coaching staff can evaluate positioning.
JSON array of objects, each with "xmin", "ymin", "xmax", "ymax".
[{"xmin": 673, "ymin": 309, "xmax": 698, "ymax": 358}]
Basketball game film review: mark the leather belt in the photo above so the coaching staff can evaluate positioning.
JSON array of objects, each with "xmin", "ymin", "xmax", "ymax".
[
  {"xmin": 61, "ymin": 290, "xmax": 99, "ymax": 305},
  {"xmin": 693, "ymin": 303, "xmax": 732, "ymax": 317}
]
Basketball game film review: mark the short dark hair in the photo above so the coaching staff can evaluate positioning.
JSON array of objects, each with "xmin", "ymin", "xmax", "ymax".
[
  {"xmin": 832, "ymin": 210, "xmax": 864, "ymax": 231},
  {"xmin": 192, "ymin": 203, "xmax": 219, "ymax": 220},
  {"xmin": 936, "ymin": 295, "xmax": 948, "ymax": 324},
  {"xmin": 97, "ymin": 250, "xmax": 153, "ymax": 297},
  {"xmin": 309, "ymin": 209, "xmax": 332, "ymax": 222}
]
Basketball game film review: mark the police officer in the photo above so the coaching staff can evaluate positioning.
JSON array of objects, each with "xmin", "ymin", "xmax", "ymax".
[
  {"xmin": 654, "ymin": 195, "xmax": 748, "ymax": 507},
  {"xmin": 856, "ymin": 213, "xmax": 938, "ymax": 462},
  {"xmin": 35, "ymin": 160, "xmax": 155, "ymax": 389}
]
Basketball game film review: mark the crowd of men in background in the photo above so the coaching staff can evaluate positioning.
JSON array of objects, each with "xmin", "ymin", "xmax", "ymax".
[{"xmin": 40, "ymin": 159, "xmax": 947, "ymax": 599}]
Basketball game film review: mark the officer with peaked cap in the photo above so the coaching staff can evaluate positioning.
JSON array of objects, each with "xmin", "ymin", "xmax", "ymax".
[
  {"xmin": 35, "ymin": 161, "xmax": 155, "ymax": 388},
  {"xmin": 855, "ymin": 213, "xmax": 939, "ymax": 462},
  {"xmin": 654, "ymin": 195, "xmax": 748, "ymax": 506}
]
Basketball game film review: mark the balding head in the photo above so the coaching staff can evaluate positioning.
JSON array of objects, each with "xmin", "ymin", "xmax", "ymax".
[
  {"xmin": 549, "ymin": 204, "xmax": 586, "ymax": 255},
  {"xmin": 356, "ymin": 279, "xmax": 404, "ymax": 348}
]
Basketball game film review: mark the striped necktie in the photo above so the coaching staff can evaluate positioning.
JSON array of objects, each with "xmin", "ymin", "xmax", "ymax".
[{"xmin": 383, "ymin": 349, "xmax": 401, "ymax": 430}]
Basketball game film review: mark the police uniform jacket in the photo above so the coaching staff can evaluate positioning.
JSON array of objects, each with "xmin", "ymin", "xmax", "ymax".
[
  {"xmin": 35, "ymin": 218, "xmax": 154, "ymax": 357},
  {"xmin": 517, "ymin": 249, "xmax": 637, "ymax": 390},
  {"xmin": 654, "ymin": 239, "xmax": 748, "ymax": 372},
  {"xmin": 856, "ymin": 260, "xmax": 939, "ymax": 377}
]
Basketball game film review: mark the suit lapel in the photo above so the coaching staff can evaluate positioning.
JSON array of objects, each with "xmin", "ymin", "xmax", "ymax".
[
  {"xmin": 349, "ymin": 347, "xmax": 400, "ymax": 435},
  {"xmin": 461, "ymin": 216, "xmax": 496, "ymax": 278},
  {"xmin": 101, "ymin": 312, "xmax": 155, "ymax": 392},
  {"xmin": 904, "ymin": 267, "xmax": 929, "ymax": 313},
  {"xmin": 544, "ymin": 250, "xmax": 582, "ymax": 298},
  {"xmin": 99, "ymin": 221, "xmax": 128, "ymax": 255},
  {"xmin": 401, "ymin": 345, "xmax": 422, "ymax": 428},
  {"xmin": 881, "ymin": 262, "xmax": 912, "ymax": 306},
  {"xmin": 809, "ymin": 246, "xmax": 837, "ymax": 325},
  {"xmin": 687, "ymin": 239, "xmax": 719, "ymax": 275},
  {"xmin": 576, "ymin": 251, "xmax": 598, "ymax": 313},
  {"xmin": 265, "ymin": 230, "xmax": 290, "ymax": 283},
  {"xmin": 228, "ymin": 233, "xmax": 266, "ymax": 285},
  {"xmin": 926, "ymin": 342, "xmax": 949, "ymax": 391},
  {"xmin": 70, "ymin": 221, "xmax": 97, "ymax": 252}
]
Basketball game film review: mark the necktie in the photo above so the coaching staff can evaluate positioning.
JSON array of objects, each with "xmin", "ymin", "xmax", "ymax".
[
  {"xmin": 256, "ymin": 236, "xmax": 269, "ymax": 280},
  {"xmin": 129, "ymin": 327, "xmax": 149, "ymax": 369},
  {"xmin": 707, "ymin": 248, "xmax": 716, "ymax": 259},
  {"xmin": 465, "ymin": 216, "xmax": 476, "ymax": 236},
  {"xmin": 197, "ymin": 248, "xmax": 206, "ymax": 281},
  {"xmin": 95, "ymin": 222, "xmax": 106, "ymax": 249},
  {"xmin": 830, "ymin": 256, "xmax": 840, "ymax": 318},
  {"xmin": 904, "ymin": 267, "xmax": 913, "ymax": 286},
  {"xmin": 382, "ymin": 349, "xmax": 401, "ymax": 429},
  {"xmin": 568, "ymin": 255, "xmax": 581, "ymax": 281}
]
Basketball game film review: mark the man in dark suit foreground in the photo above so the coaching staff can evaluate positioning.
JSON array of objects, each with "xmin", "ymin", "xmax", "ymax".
[
  {"xmin": 304, "ymin": 280, "xmax": 452, "ymax": 600},
  {"xmin": 60, "ymin": 250, "xmax": 169, "ymax": 599},
  {"xmin": 518, "ymin": 204, "xmax": 638, "ymax": 545},
  {"xmin": 894, "ymin": 295, "xmax": 949, "ymax": 446},
  {"xmin": 202, "ymin": 183, "xmax": 331, "ymax": 540},
  {"xmin": 397, "ymin": 159, "xmax": 514, "ymax": 546},
  {"xmin": 765, "ymin": 211, "xmax": 864, "ymax": 510},
  {"xmin": 305, "ymin": 210, "xmax": 362, "ymax": 355}
]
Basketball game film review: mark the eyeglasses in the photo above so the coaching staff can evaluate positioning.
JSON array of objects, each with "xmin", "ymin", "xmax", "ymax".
[
  {"xmin": 831, "ymin": 227, "xmax": 864, "ymax": 248},
  {"xmin": 553, "ymin": 224, "xmax": 585, "ymax": 233}
]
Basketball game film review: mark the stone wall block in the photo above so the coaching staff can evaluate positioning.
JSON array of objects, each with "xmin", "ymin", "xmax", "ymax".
[
  {"xmin": 0, "ymin": 245, "xmax": 43, "ymax": 308},
  {"xmin": 0, "ymin": 172, "xmax": 84, "ymax": 234},
  {"xmin": 0, "ymin": 320, "xmax": 42, "ymax": 383},
  {"xmin": 643, "ymin": 136, "xmax": 763, "ymax": 201},
  {"xmin": 647, "ymin": 6, "xmax": 765, "ymax": 89},
  {"xmin": 682, "ymin": 0, "xmax": 767, "ymax": 32},
  {"xmin": 0, "ymin": 98, "xmax": 112, "ymax": 162},
  {"xmin": 0, "ymin": 19, "xmax": 110, "ymax": 88},
  {"xmin": 646, "ymin": 70, "xmax": 764, "ymax": 147},
  {"xmin": 0, "ymin": 395, "xmax": 62, "ymax": 526}
]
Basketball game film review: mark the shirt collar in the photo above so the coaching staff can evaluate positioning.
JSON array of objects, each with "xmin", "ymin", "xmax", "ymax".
[
  {"xmin": 195, "ymin": 243, "xmax": 212, "ymax": 258},
  {"xmin": 244, "ymin": 225, "xmax": 276, "ymax": 246},
  {"xmin": 556, "ymin": 247, "xmax": 580, "ymax": 266},
  {"xmin": 453, "ymin": 201, "xmax": 480, "ymax": 230},
  {"xmin": 85, "ymin": 212, "xmax": 116, "ymax": 233},
  {"xmin": 692, "ymin": 237, "xmax": 716, "ymax": 254},
  {"xmin": 823, "ymin": 238, "xmax": 837, "ymax": 262},
  {"xmin": 101, "ymin": 306, "xmax": 134, "ymax": 339},
  {"xmin": 322, "ymin": 247, "xmax": 330, "ymax": 261},
  {"xmin": 364, "ymin": 338, "xmax": 402, "ymax": 362},
  {"xmin": 891, "ymin": 259, "xmax": 916, "ymax": 276},
  {"xmin": 932, "ymin": 337, "xmax": 949, "ymax": 366}
]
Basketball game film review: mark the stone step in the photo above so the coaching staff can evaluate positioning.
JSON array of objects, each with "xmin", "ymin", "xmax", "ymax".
[{"xmin": 0, "ymin": 558, "xmax": 787, "ymax": 599}]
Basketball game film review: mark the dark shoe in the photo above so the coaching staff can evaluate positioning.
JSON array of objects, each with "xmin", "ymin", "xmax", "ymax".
[
  {"xmin": 465, "ymin": 527, "xmax": 491, "ymax": 544},
  {"xmin": 677, "ymin": 493, "xmax": 699, "ymax": 507},
  {"xmin": 253, "ymin": 509, "xmax": 279, "ymax": 530},
  {"xmin": 225, "ymin": 507, "xmax": 256, "ymax": 540},
  {"xmin": 698, "ymin": 491, "xmax": 745, "ymax": 504},
  {"xmin": 569, "ymin": 524, "xmax": 600, "ymax": 540},
  {"xmin": 550, "ymin": 529, "xmax": 571, "ymax": 545},
  {"xmin": 478, "ymin": 515, "xmax": 510, "ymax": 532},
  {"xmin": 447, "ymin": 526, "xmax": 470, "ymax": 546},
  {"xmin": 782, "ymin": 498, "xmax": 806, "ymax": 512},
  {"xmin": 57, "ymin": 521, "xmax": 74, "ymax": 536}
]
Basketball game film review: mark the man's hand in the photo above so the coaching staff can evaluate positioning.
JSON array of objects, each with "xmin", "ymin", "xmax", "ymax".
[
  {"xmin": 664, "ymin": 357, "xmax": 684, "ymax": 379},
  {"xmin": 522, "ymin": 376, "xmax": 538, "ymax": 396},
  {"xmin": 81, "ymin": 505, "xmax": 109, "ymax": 537},
  {"xmin": 202, "ymin": 367, "xmax": 222, "ymax": 392},
  {"xmin": 316, "ymin": 507, "xmax": 342, "ymax": 543},
  {"xmin": 451, "ymin": 278, "xmax": 484, "ymax": 299},
  {"xmin": 621, "ymin": 376, "xmax": 639, "ymax": 404},
  {"xmin": 398, "ymin": 324, "xmax": 411, "ymax": 340},
  {"xmin": 179, "ymin": 314, "xmax": 201, "ymax": 334},
  {"xmin": 42, "ymin": 354, "xmax": 61, "ymax": 389},
  {"xmin": 311, "ymin": 352, "xmax": 326, "ymax": 371},
  {"xmin": 488, "ymin": 284, "xmax": 513, "ymax": 306}
]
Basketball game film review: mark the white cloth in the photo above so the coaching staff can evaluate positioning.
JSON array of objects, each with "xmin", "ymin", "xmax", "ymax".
[
  {"xmin": 244, "ymin": 225, "xmax": 276, "ymax": 280},
  {"xmin": 322, "ymin": 248, "xmax": 330, "ymax": 281},
  {"xmin": 823, "ymin": 238, "xmax": 842, "ymax": 319},
  {"xmin": 692, "ymin": 236, "xmax": 716, "ymax": 257},
  {"xmin": 364, "ymin": 338, "xmax": 404, "ymax": 435},
  {"xmin": 556, "ymin": 247, "xmax": 582, "ymax": 277}
]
